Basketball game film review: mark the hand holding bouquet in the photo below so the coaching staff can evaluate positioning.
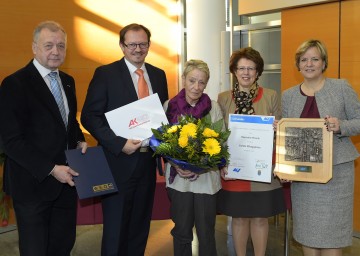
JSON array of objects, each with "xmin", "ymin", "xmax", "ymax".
[{"xmin": 150, "ymin": 114, "xmax": 230, "ymax": 183}]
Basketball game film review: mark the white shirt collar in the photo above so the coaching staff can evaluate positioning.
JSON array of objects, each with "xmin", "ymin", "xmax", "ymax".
[
  {"xmin": 32, "ymin": 58, "xmax": 58, "ymax": 78},
  {"xmin": 124, "ymin": 58, "xmax": 146, "ymax": 74}
]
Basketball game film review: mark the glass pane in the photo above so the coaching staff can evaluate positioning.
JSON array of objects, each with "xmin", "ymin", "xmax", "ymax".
[
  {"xmin": 258, "ymin": 72, "xmax": 281, "ymax": 98},
  {"xmin": 249, "ymin": 28, "xmax": 281, "ymax": 65}
]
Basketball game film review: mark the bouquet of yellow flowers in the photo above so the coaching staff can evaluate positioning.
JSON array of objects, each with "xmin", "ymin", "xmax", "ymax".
[{"xmin": 150, "ymin": 114, "xmax": 230, "ymax": 178}]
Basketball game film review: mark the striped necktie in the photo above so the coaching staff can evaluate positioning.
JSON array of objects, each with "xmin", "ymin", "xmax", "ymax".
[{"xmin": 48, "ymin": 72, "xmax": 67, "ymax": 126}]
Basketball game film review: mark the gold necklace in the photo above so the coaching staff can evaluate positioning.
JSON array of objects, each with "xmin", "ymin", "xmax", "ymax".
[{"xmin": 302, "ymin": 78, "xmax": 325, "ymax": 95}]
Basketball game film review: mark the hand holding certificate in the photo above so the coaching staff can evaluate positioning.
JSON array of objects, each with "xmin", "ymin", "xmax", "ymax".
[
  {"xmin": 226, "ymin": 114, "xmax": 275, "ymax": 183},
  {"xmin": 105, "ymin": 93, "xmax": 169, "ymax": 140}
]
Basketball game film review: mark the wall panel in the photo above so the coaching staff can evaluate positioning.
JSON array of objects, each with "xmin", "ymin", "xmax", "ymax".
[
  {"xmin": 238, "ymin": 0, "xmax": 335, "ymax": 15},
  {"xmin": 0, "ymin": 0, "xmax": 179, "ymax": 109},
  {"xmin": 281, "ymin": 2, "xmax": 340, "ymax": 91},
  {"xmin": 340, "ymin": 0, "xmax": 360, "ymax": 233},
  {"xmin": 0, "ymin": 0, "xmax": 179, "ymax": 226}
]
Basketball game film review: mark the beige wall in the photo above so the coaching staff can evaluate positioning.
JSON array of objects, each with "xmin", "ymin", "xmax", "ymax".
[{"xmin": 238, "ymin": 0, "xmax": 336, "ymax": 15}]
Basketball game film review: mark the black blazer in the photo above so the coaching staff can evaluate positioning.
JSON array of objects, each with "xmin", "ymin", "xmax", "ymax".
[
  {"xmin": 81, "ymin": 58, "xmax": 168, "ymax": 184},
  {"xmin": 0, "ymin": 60, "xmax": 85, "ymax": 201}
]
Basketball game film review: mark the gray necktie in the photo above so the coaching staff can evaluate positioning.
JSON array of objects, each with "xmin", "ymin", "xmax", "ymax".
[{"xmin": 48, "ymin": 72, "xmax": 67, "ymax": 126}]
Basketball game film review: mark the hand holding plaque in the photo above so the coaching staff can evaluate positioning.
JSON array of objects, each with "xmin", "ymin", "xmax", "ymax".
[{"xmin": 274, "ymin": 118, "xmax": 333, "ymax": 183}]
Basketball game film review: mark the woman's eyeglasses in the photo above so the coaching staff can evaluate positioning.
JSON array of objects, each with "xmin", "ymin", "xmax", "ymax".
[{"xmin": 236, "ymin": 66, "xmax": 256, "ymax": 72}]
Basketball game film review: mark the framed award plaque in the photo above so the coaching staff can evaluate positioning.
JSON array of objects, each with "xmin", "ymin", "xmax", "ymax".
[{"xmin": 274, "ymin": 118, "xmax": 333, "ymax": 183}]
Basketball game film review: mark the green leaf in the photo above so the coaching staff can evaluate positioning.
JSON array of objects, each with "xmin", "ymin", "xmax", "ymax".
[
  {"xmin": 151, "ymin": 128, "xmax": 163, "ymax": 140},
  {"xmin": 212, "ymin": 118, "xmax": 224, "ymax": 131}
]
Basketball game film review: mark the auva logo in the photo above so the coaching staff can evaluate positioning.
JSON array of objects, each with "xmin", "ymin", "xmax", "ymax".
[
  {"xmin": 129, "ymin": 118, "xmax": 138, "ymax": 127},
  {"xmin": 233, "ymin": 168, "xmax": 241, "ymax": 173}
]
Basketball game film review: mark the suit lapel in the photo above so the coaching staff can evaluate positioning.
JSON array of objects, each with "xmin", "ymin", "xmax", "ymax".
[
  {"xmin": 227, "ymin": 92, "xmax": 236, "ymax": 114},
  {"xmin": 118, "ymin": 59, "xmax": 139, "ymax": 101},
  {"xmin": 60, "ymin": 73, "xmax": 75, "ymax": 130},
  {"xmin": 146, "ymin": 64, "xmax": 158, "ymax": 94},
  {"xmin": 27, "ymin": 62, "xmax": 67, "ymax": 130}
]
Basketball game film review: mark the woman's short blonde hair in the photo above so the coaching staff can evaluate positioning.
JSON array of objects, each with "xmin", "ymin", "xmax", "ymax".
[
  {"xmin": 295, "ymin": 39, "xmax": 328, "ymax": 72},
  {"xmin": 182, "ymin": 59, "xmax": 210, "ymax": 82}
]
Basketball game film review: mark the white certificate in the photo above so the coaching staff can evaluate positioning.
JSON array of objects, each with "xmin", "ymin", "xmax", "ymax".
[
  {"xmin": 105, "ymin": 93, "xmax": 169, "ymax": 140},
  {"xmin": 226, "ymin": 114, "xmax": 275, "ymax": 183}
]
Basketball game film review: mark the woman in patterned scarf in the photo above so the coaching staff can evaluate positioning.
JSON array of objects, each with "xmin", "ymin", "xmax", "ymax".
[{"xmin": 217, "ymin": 47, "xmax": 286, "ymax": 256}]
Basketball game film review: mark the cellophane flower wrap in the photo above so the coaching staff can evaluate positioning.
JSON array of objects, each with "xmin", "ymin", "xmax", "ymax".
[{"xmin": 150, "ymin": 114, "xmax": 230, "ymax": 175}]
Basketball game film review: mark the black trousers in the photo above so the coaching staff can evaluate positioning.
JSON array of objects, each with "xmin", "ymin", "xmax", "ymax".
[
  {"xmin": 13, "ymin": 185, "xmax": 77, "ymax": 256},
  {"xmin": 168, "ymin": 188, "xmax": 218, "ymax": 256},
  {"xmin": 101, "ymin": 152, "xmax": 156, "ymax": 256}
]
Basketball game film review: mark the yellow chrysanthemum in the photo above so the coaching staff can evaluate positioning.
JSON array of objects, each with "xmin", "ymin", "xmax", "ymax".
[
  {"xmin": 202, "ymin": 128, "xmax": 219, "ymax": 138},
  {"xmin": 180, "ymin": 123, "xmax": 197, "ymax": 138},
  {"xmin": 202, "ymin": 138, "xmax": 221, "ymax": 156},
  {"xmin": 178, "ymin": 135, "xmax": 188, "ymax": 148},
  {"xmin": 167, "ymin": 125, "xmax": 180, "ymax": 134}
]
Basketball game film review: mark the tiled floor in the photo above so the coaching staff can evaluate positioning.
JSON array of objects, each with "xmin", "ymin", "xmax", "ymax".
[{"xmin": 1, "ymin": 213, "xmax": 360, "ymax": 255}]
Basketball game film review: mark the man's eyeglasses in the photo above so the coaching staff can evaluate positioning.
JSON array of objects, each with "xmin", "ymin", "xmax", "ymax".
[
  {"xmin": 236, "ymin": 66, "xmax": 256, "ymax": 72},
  {"xmin": 123, "ymin": 42, "xmax": 149, "ymax": 50}
]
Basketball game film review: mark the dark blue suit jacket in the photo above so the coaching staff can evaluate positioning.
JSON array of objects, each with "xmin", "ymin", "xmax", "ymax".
[
  {"xmin": 81, "ymin": 58, "xmax": 169, "ymax": 185},
  {"xmin": 0, "ymin": 60, "xmax": 85, "ymax": 201}
]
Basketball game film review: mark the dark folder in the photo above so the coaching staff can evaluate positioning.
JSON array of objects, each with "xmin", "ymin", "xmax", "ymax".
[{"xmin": 65, "ymin": 146, "xmax": 118, "ymax": 199}]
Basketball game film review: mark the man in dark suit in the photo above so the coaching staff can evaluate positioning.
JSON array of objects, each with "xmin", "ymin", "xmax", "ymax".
[
  {"xmin": 0, "ymin": 21, "xmax": 87, "ymax": 256},
  {"xmin": 81, "ymin": 23, "xmax": 168, "ymax": 256}
]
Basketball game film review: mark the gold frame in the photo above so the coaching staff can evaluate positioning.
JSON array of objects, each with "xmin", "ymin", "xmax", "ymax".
[{"xmin": 274, "ymin": 118, "xmax": 333, "ymax": 183}]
